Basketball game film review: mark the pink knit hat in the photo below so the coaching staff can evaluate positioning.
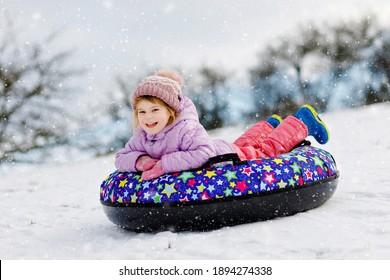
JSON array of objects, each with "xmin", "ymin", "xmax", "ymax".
[{"xmin": 131, "ymin": 70, "xmax": 184, "ymax": 112}]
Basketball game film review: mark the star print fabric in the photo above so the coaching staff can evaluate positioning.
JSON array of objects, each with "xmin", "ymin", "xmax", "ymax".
[{"xmin": 100, "ymin": 146, "xmax": 337, "ymax": 205}]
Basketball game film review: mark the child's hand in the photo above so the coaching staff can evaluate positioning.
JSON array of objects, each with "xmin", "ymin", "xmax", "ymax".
[
  {"xmin": 141, "ymin": 160, "xmax": 164, "ymax": 180},
  {"xmin": 136, "ymin": 155, "xmax": 158, "ymax": 171}
]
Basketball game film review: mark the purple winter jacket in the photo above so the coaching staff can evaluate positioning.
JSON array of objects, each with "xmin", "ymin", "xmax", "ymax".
[{"xmin": 115, "ymin": 96, "xmax": 235, "ymax": 173}]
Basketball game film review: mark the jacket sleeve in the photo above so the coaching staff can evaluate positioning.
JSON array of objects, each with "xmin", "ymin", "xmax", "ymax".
[
  {"xmin": 161, "ymin": 121, "xmax": 217, "ymax": 173},
  {"xmin": 115, "ymin": 135, "xmax": 147, "ymax": 172}
]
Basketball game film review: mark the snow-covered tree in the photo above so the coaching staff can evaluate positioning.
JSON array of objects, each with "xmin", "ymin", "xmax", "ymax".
[
  {"xmin": 249, "ymin": 15, "xmax": 385, "ymax": 115},
  {"xmin": 368, "ymin": 29, "xmax": 390, "ymax": 104},
  {"xmin": 188, "ymin": 66, "xmax": 230, "ymax": 130},
  {"xmin": 0, "ymin": 18, "xmax": 83, "ymax": 163}
]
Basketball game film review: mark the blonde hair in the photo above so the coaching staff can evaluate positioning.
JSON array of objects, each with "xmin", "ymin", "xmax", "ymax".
[{"xmin": 133, "ymin": 95, "xmax": 177, "ymax": 131}]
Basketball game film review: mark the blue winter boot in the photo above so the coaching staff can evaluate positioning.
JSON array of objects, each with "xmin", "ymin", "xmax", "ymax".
[
  {"xmin": 266, "ymin": 114, "xmax": 283, "ymax": 128},
  {"xmin": 294, "ymin": 105, "xmax": 330, "ymax": 144}
]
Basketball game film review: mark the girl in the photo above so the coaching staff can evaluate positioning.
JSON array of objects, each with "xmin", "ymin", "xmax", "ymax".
[{"xmin": 115, "ymin": 70, "xmax": 329, "ymax": 180}]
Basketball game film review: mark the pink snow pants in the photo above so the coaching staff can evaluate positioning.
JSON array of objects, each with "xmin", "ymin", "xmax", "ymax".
[{"xmin": 232, "ymin": 116, "xmax": 308, "ymax": 160}]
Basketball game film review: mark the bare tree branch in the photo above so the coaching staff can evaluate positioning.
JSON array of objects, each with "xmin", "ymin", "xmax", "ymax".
[{"xmin": 0, "ymin": 17, "xmax": 85, "ymax": 163}]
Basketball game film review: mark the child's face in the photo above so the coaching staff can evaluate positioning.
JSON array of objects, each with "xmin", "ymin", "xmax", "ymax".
[{"xmin": 136, "ymin": 99, "xmax": 171, "ymax": 135}]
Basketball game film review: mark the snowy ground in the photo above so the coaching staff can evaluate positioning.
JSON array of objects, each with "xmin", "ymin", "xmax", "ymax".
[{"xmin": 1, "ymin": 103, "xmax": 390, "ymax": 260}]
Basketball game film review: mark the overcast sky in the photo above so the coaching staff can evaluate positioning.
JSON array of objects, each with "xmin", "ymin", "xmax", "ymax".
[{"xmin": 2, "ymin": 0, "xmax": 390, "ymax": 94}]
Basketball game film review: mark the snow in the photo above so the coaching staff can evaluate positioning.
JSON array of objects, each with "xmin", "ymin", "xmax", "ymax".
[{"xmin": 1, "ymin": 103, "xmax": 390, "ymax": 260}]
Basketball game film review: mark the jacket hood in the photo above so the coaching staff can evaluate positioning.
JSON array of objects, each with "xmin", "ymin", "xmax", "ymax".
[{"xmin": 176, "ymin": 96, "xmax": 199, "ymax": 122}]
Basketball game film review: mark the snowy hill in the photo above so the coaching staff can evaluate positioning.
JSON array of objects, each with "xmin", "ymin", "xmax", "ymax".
[{"xmin": 1, "ymin": 103, "xmax": 390, "ymax": 259}]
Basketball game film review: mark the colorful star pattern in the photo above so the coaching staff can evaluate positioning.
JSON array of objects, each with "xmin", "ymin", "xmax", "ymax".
[{"xmin": 100, "ymin": 146, "xmax": 338, "ymax": 205}]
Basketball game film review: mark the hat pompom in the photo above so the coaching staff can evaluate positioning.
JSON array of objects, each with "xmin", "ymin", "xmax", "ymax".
[{"xmin": 155, "ymin": 70, "xmax": 184, "ymax": 87}]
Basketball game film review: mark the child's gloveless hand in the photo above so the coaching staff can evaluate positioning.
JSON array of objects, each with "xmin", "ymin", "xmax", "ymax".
[
  {"xmin": 141, "ymin": 160, "xmax": 164, "ymax": 180},
  {"xmin": 136, "ymin": 155, "xmax": 158, "ymax": 171}
]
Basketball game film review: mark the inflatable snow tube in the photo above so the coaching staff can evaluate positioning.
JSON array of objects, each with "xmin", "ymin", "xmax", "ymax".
[{"xmin": 100, "ymin": 145, "xmax": 339, "ymax": 232}]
